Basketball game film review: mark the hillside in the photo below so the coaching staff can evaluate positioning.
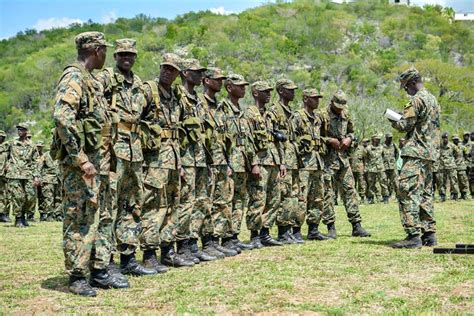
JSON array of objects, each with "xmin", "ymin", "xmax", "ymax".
[{"xmin": 0, "ymin": 0, "xmax": 473, "ymax": 142}]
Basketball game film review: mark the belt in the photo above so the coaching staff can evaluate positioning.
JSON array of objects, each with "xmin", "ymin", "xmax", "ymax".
[
  {"xmin": 118, "ymin": 122, "xmax": 140, "ymax": 133},
  {"xmin": 161, "ymin": 129, "xmax": 178, "ymax": 139}
]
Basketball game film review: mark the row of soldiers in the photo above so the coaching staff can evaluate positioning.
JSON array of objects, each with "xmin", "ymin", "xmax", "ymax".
[{"xmin": 50, "ymin": 32, "xmax": 373, "ymax": 297}]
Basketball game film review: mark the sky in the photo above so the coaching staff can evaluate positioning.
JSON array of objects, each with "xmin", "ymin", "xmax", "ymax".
[{"xmin": 0, "ymin": 0, "xmax": 473, "ymax": 39}]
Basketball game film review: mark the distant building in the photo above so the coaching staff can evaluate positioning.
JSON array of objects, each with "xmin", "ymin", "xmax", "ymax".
[
  {"xmin": 389, "ymin": 0, "xmax": 410, "ymax": 5},
  {"xmin": 454, "ymin": 12, "xmax": 474, "ymax": 21}
]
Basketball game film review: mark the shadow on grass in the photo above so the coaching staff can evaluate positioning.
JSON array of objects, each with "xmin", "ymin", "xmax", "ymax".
[
  {"xmin": 352, "ymin": 239, "xmax": 400, "ymax": 246},
  {"xmin": 41, "ymin": 275, "xmax": 69, "ymax": 294}
]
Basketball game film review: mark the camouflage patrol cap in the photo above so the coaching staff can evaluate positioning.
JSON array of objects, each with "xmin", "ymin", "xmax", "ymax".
[
  {"xmin": 114, "ymin": 38, "xmax": 137, "ymax": 54},
  {"xmin": 385, "ymin": 132, "xmax": 393, "ymax": 138},
  {"xmin": 75, "ymin": 31, "xmax": 112, "ymax": 50},
  {"xmin": 463, "ymin": 131, "xmax": 470, "ymax": 136},
  {"xmin": 302, "ymin": 88, "xmax": 323, "ymax": 98},
  {"xmin": 225, "ymin": 73, "xmax": 249, "ymax": 86},
  {"xmin": 441, "ymin": 132, "xmax": 449, "ymax": 138},
  {"xmin": 0, "ymin": 130, "xmax": 6, "ymax": 137},
  {"xmin": 36, "ymin": 141, "xmax": 44, "ymax": 147},
  {"xmin": 161, "ymin": 53, "xmax": 182, "ymax": 71},
  {"xmin": 372, "ymin": 134, "xmax": 382, "ymax": 140},
  {"xmin": 182, "ymin": 58, "xmax": 206, "ymax": 71},
  {"xmin": 399, "ymin": 67, "xmax": 421, "ymax": 88},
  {"xmin": 204, "ymin": 67, "xmax": 227, "ymax": 80},
  {"xmin": 251, "ymin": 80, "xmax": 273, "ymax": 92},
  {"xmin": 362, "ymin": 138, "xmax": 369, "ymax": 142},
  {"xmin": 331, "ymin": 90, "xmax": 347, "ymax": 109},
  {"xmin": 16, "ymin": 123, "xmax": 28, "ymax": 130},
  {"xmin": 276, "ymin": 78, "xmax": 298, "ymax": 90},
  {"xmin": 452, "ymin": 135, "xmax": 460, "ymax": 141}
]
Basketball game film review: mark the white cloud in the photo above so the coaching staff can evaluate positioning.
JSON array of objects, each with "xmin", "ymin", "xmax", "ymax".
[
  {"xmin": 209, "ymin": 6, "xmax": 234, "ymax": 15},
  {"xmin": 33, "ymin": 17, "xmax": 83, "ymax": 31},
  {"xmin": 101, "ymin": 11, "xmax": 117, "ymax": 23}
]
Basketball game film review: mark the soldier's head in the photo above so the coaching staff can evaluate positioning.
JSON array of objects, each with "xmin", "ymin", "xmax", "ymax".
[
  {"xmin": 36, "ymin": 142, "xmax": 44, "ymax": 154},
  {"xmin": 399, "ymin": 137, "xmax": 406, "ymax": 148},
  {"xmin": 0, "ymin": 130, "xmax": 5, "ymax": 143},
  {"xmin": 113, "ymin": 38, "xmax": 137, "ymax": 72},
  {"xmin": 203, "ymin": 67, "xmax": 226, "ymax": 93},
  {"xmin": 452, "ymin": 136, "xmax": 460, "ymax": 145},
  {"xmin": 385, "ymin": 132, "xmax": 393, "ymax": 145},
  {"xmin": 463, "ymin": 132, "xmax": 470, "ymax": 143},
  {"xmin": 276, "ymin": 79, "xmax": 297, "ymax": 102},
  {"xmin": 251, "ymin": 81, "xmax": 273, "ymax": 105},
  {"xmin": 16, "ymin": 124, "xmax": 28, "ymax": 139},
  {"xmin": 181, "ymin": 59, "xmax": 206, "ymax": 86},
  {"xmin": 372, "ymin": 134, "xmax": 381, "ymax": 146},
  {"xmin": 330, "ymin": 90, "xmax": 347, "ymax": 114},
  {"xmin": 225, "ymin": 73, "xmax": 249, "ymax": 99},
  {"xmin": 75, "ymin": 31, "xmax": 112, "ymax": 70},
  {"xmin": 362, "ymin": 138, "xmax": 369, "ymax": 148},
  {"xmin": 441, "ymin": 132, "xmax": 449, "ymax": 144},
  {"xmin": 470, "ymin": 131, "xmax": 474, "ymax": 142},
  {"xmin": 159, "ymin": 53, "xmax": 181, "ymax": 87},
  {"xmin": 399, "ymin": 67, "xmax": 422, "ymax": 96},
  {"xmin": 302, "ymin": 88, "xmax": 323, "ymax": 111}
]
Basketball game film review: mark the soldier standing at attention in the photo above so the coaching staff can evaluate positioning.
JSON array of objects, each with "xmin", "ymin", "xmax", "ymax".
[
  {"xmin": 383, "ymin": 133, "xmax": 399, "ymax": 200},
  {"xmin": 320, "ymin": 91, "xmax": 371, "ymax": 238},
  {"xmin": 36, "ymin": 142, "xmax": 59, "ymax": 221},
  {"xmin": 0, "ymin": 130, "xmax": 10, "ymax": 223},
  {"xmin": 350, "ymin": 138, "xmax": 366, "ymax": 203},
  {"xmin": 364, "ymin": 134, "xmax": 389, "ymax": 204},
  {"xmin": 439, "ymin": 132, "xmax": 459, "ymax": 201},
  {"xmin": 452, "ymin": 136, "xmax": 469, "ymax": 200},
  {"xmin": 53, "ymin": 32, "xmax": 126, "ymax": 296},
  {"xmin": 389, "ymin": 68, "xmax": 440, "ymax": 249}
]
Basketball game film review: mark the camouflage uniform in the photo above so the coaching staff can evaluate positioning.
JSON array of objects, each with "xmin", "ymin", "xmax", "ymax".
[
  {"xmin": 383, "ymin": 136, "xmax": 400, "ymax": 198},
  {"xmin": 432, "ymin": 159, "xmax": 441, "ymax": 198},
  {"xmin": 37, "ymin": 150, "xmax": 60, "ymax": 219},
  {"xmin": 439, "ymin": 140, "xmax": 459, "ymax": 198},
  {"xmin": 0, "ymin": 132, "xmax": 9, "ymax": 219},
  {"xmin": 453, "ymin": 139, "xmax": 469, "ymax": 198},
  {"xmin": 364, "ymin": 135, "xmax": 388, "ymax": 202},
  {"xmin": 53, "ymin": 32, "xmax": 113, "ymax": 276},
  {"xmin": 350, "ymin": 144, "xmax": 366, "ymax": 201}
]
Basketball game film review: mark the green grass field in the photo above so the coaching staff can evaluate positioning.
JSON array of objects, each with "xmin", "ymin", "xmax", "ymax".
[{"xmin": 1, "ymin": 199, "xmax": 473, "ymax": 314}]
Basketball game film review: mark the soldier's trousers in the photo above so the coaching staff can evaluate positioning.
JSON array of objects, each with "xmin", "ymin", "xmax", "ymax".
[
  {"xmin": 0, "ymin": 176, "xmax": 7, "ymax": 216},
  {"xmin": 230, "ymin": 171, "xmax": 248, "ymax": 236},
  {"xmin": 7, "ymin": 178, "xmax": 36, "ymax": 217},
  {"xmin": 114, "ymin": 159, "xmax": 143, "ymax": 256},
  {"xmin": 352, "ymin": 171, "xmax": 366, "ymax": 201},
  {"xmin": 325, "ymin": 166, "xmax": 362, "ymax": 224},
  {"xmin": 93, "ymin": 174, "xmax": 114, "ymax": 270},
  {"xmin": 247, "ymin": 165, "xmax": 281, "ymax": 231},
  {"xmin": 398, "ymin": 158, "xmax": 435, "ymax": 236},
  {"xmin": 439, "ymin": 168, "xmax": 459, "ymax": 196},
  {"xmin": 385, "ymin": 169, "xmax": 399, "ymax": 198},
  {"xmin": 367, "ymin": 171, "xmax": 388, "ymax": 200},
  {"xmin": 299, "ymin": 169, "xmax": 325, "ymax": 226},
  {"xmin": 53, "ymin": 182, "xmax": 63, "ymax": 218},
  {"xmin": 276, "ymin": 169, "xmax": 299, "ymax": 227},
  {"xmin": 61, "ymin": 166, "xmax": 101, "ymax": 276},
  {"xmin": 209, "ymin": 165, "xmax": 233, "ymax": 238},
  {"xmin": 141, "ymin": 168, "xmax": 179, "ymax": 250},
  {"xmin": 456, "ymin": 170, "xmax": 469, "ymax": 195},
  {"xmin": 189, "ymin": 167, "xmax": 212, "ymax": 239},
  {"xmin": 38, "ymin": 183, "xmax": 55, "ymax": 216}
]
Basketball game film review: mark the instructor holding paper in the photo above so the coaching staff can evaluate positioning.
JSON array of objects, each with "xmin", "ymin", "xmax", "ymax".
[{"xmin": 387, "ymin": 68, "xmax": 441, "ymax": 249}]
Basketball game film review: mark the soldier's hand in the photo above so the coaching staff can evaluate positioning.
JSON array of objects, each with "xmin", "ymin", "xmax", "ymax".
[
  {"xmin": 328, "ymin": 138, "xmax": 340, "ymax": 150},
  {"xmin": 251, "ymin": 165, "xmax": 262, "ymax": 179},
  {"xmin": 227, "ymin": 166, "xmax": 233, "ymax": 177},
  {"xmin": 180, "ymin": 167, "xmax": 187, "ymax": 183},
  {"xmin": 279, "ymin": 164, "xmax": 287, "ymax": 178},
  {"xmin": 33, "ymin": 177, "xmax": 41, "ymax": 187},
  {"xmin": 80, "ymin": 161, "xmax": 97, "ymax": 178},
  {"xmin": 340, "ymin": 137, "xmax": 352, "ymax": 151}
]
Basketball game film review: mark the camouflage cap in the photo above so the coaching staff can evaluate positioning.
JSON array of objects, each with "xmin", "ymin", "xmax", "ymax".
[
  {"xmin": 36, "ymin": 141, "xmax": 44, "ymax": 147},
  {"xmin": 372, "ymin": 134, "xmax": 382, "ymax": 140},
  {"xmin": 362, "ymin": 138, "xmax": 369, "ymax": 142},
  {"xmin": 331, "ymin": 90, "xmax": 347, "ymax": 109},
  {"xmin": 0, "ymin": 130, "xmax": 6, "ymax": 137},
  {"xmin": 204, "ymin": 67, "xmax": 227, "ymax": 80},
  {"xmin": 385, "ymin": 132, "xmax": 393, "ymax": 138},
  {"xmin": 182, "ymin": 58, "xmax": 206, "ymax": 71},
  {"xmin": 452, "ymin": 135, "xmax": 460, "ymax": 140},
  {"xmin": 225, "ymin": 73, "xmax": 249, "ymax": 86},
  {"xmin": 114, "ymin": 38, "xmax": 137, "ymax": 54},
  {"xmin": 399, "ymin": 67, "xmax": 421, "ymax": 88},
  {"xmin": 161, "ymin": 53, "xmax": 182, "ymax": 71},
  {"xmin": 16, "ymin": 122, "xmax": 28, "ymax": 130},
  {"xmin": 463, "ymin": 131, "xmax": 470, "ymax": 136},
  {"xmin": 302, "ymin": 88, "xmax": 323, "ymax": 98},
  {"xmin": 276, "ymin": 78, "xmax": 298, "ymax": 90},
  {"xmin": 441, "ymin": 132, "xmax": 449, "ymax": 138},
  {"xmin": 75, "ymin": 31, "xmax": 112, "ymax": 50},
  {"xmin": 252, "ymin": 80, "xmax": 273, "ymax": 92}
]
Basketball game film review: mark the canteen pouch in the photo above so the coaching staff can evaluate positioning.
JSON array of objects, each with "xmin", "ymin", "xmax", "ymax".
[
  {"xmin": 181, "ymin": 117, "xmax": 203, "ymax": 147},
  {"xmin": 50, "ymin": 128, "xmax": 67, "ymax": 161},
  {"xmin": 140, "ymin": 120, "xmax": 162, "ymax": 151},
  {"xmin": 82, "ymin": 118, "xmax": 103, "ymax": 152},
  {"xmin": 253, "ymin": 130, "xmax": 268, "ymax": 152}
]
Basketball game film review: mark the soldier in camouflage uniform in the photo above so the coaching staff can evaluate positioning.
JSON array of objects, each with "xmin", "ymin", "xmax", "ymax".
[
  {"xmin": 53, "ymin": 32, "xmax": 126, "ymax": 296},
  {"xmin": 0, "ymin": 130, "xmax": 9, "ymax": 223},
  {"xmin": 350, "ymin": 138, "xmax": 366, "ymax": 203},
  {"xmin": 97, "ymin": 39, "xmax": 157, "ymax": 277},
  {"xmin": 452, "ymin": 136, "xmax": 469, "ymax": 200},
  {"xmin": 390, "ymin": 68, "xmax": 440, "ymax": 249},
  {"xmin": 36, "ymin": 143, "xmax": 60, "ymax": 221},
  {"xmin": 364, "ymin": 134, "xmax": 389, "ymax": 204},
  {"xmin": 268, "ymin": 78, "xmax": 299, "ymax": 244},
  {"xmin": 470, "ymin": 132, "xmax": 474, "ymax": 197},
  {"xmin": 141, "ymin": 53, "xmax": 194, "ymax": 268},
  {"xmin": 4, "ymin": 124, "xmax": 40, "ymax": 227},
  {"xmin": 293, "ymin": 88, "xmax": 328, "ymax": 241},
  {"xmin": 439, "ymin": 132, "xmax": 459, "ymax": 201},
  {"xmin": 320, "ymin": 91, "xmax": 371, "ymax": 238},
  {"xmin": 383, "ymin": 133, "xmax": 399, "ymax": 199}
]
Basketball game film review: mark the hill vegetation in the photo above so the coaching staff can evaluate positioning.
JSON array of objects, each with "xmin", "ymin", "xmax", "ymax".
[{"xmin": 0, "ymin": 0, "xmax": 473, "ymax": 142}]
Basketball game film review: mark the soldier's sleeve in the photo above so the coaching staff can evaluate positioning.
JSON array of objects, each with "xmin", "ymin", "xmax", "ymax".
[
  {"xmin": 141, "ymin": 82, "xmax": 154, "ymax": 120},
  {"xmin": 391, "ymin": 98, "xmax": 420, "ymax": 132},
  {"xmin": 266, "ymin": 110, "xmax": 285, "ymax": 166},
  {"xmin": 95, "ymin": 70, "xmax": 111, "ymax": 93},
  {"xmin": 319, "ymin": 111, "xmax": 330, "ymax": 143},
  {"xmin": 53, "ymin": 71, "xmax": 89, "ymax": 167},
  {"xmin": 245, "ymin": 108, "xmax": 259, "ymax": 167}
]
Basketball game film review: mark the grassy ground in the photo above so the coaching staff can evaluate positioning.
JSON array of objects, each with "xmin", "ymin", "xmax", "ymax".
[{"xmin": 1, "ymin": 199, "xmax": 473, "ymax": 314}]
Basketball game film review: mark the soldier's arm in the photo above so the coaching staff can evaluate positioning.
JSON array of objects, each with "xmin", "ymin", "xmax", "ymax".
[
  {"xmin": 391, "ymin": 98, "xmax": 420, "ymax": 132},
  {"xmin": 141, "ymin": 83, "xmax": 154, "ymax": 120}
]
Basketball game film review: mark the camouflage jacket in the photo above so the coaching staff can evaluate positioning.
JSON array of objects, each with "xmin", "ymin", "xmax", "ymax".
[
  {"xmin": 391, "ymin": 88, "xmax": 440, "ymax": 162},
  {"xmin": 267, "ymin": 100, "xmax": 298, "ymax": 170},
  {"xmin": 4, "ymin": 138, "xmax": 39, "ymax": 180},
  {"xmin": 453, "ymin": 143, "xmax": 469, "ymax": 171},
  {"xmin": 248, "ymin": 105, "xmax": 281, "ymax": 166},
  {"xmin": 350, "ymin": 145, "xmax": 365, "ymax": 173},
  {"xmin": 97, "ymin": 67, "xmax": 145, "ymax": 163},
  {"xmin": 203, "ymin": 94, "xmax": 228, "ymax": 166},
  {"xmin": 53, "ymin": 63, "xmax": 110, "ymax": 172},
  {"xmin": 439, "ymin": 142, "xmax": 457, "ymax": 170},
  {"xmin": 175, "ymin": 85, "xmax": 207, "ymax": 168},
  {"xmin": 220, "ymin": 98, "xmax": 255, "ymax": 173},
  {"xmin": 320, "ymin": 106, "xmax": 355, "ymax": 170},
  {"xmin": 0, "ymin": 141, "xmax": 9, "ymax": 176},
  {"xmin": 37, "ymin": 152, "xmax": 59, "ymax": 184},
  {"xmin": 292, "ymin": 108, "xmax": 324, "ymax": 171},
  {"xmin": 383, "ymin": 143, "xmax": 399, "ymax": 170},
  {"xmin": 363, "ymin": 144, "xmax": 385, "ymax": 173}
]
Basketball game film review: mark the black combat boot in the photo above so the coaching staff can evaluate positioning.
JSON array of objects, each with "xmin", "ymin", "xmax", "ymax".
[
  {"xmin": 383, "ymin": 196, "xmax": 389, "ymax": 204},
  {"xmin": 21, "ymin": 215, "xmax": 29, "ymax": 227},
  {"xmin": 107, "ymin": 256, "xmax": 128, "ymax": 283},
  {"xmin": 27, "ymin": 214, "xmax": 35, "ymax": 222},
  {"xmin": 69, "ymin": 275, "xmax": 97, "ymax": 297},
  {"xmin": 461, "ymin": 192, "xmax": 467, "ymax": 200},
  {"xmin": 222, "ymin": 237, "xmax": 241, "ymax": 254},
  {"xmin": 40, "ymin": 213, "xmax": 48, "ymax": 222},
  {"xmin": 232, "ymin": 234, "xmax": 254, "ymax": 250},
  {"xmin": 249, "ymin": 230, "xmax": 263, "ymax": 249},
  {"xmin": 307, "ymin": 223, "xmax": 329, "ymax": 240},
  {"xmin": 440, "ymin": 194, "xmax": 446, "ymax": 202},
  {"xmin": 277, "ymin": 226, "xmax": 296, "ymax": 244},
  {"xmin": 421, "ymin": 232, "xmax": 437, "ymax": 247},
  {"xmin": 177, "ymin": 240, "xmax": 200, "ymax": 264},
  {"xmin": 368, "ymin": 197, "xmax": 374, "ymax": 204},
  {"xmin": 160, "ymin": 243, "xmax": 194, "ymax": 267},
  {"xmin": 260, "ymin": 227, "xmax": 283, "ymax": 247},
  {"xmin": 189, "ymin": 238, "xmax": 217, "ymax": 262},
  {"xmin": 120, "ymin": 253, "xmax": 157, "ymax": 276},
  {"xmin": 55, "ymin": 215, "xmax": 63, "ymax": 222},
  {"xmin": 326, "ymin": 223, "xmax": 337, "ymax": 239},
  {"xmin": 292, "ymin": 227, "xmax": 305, "ymax": 244},
  {"xmin": 452, "ymin": 193, "xmax": 458, "ymax": 201},
  {"xmin": 202, "ymin": 235, "xmax": 224, "ymax": 259},
  {"xmin": 14, "ymin": 216, "xmax": 26, "ymax": 228},
  {"xmin": 391, "ymin": 234, "xmax": 422, "ymax": 249},
  {"xmin": 351, "ymin": 222, "xmax": 371, "ymax": 237},
  {"xmin": 143, "ymin": 249, "xmax": 168, "ymax": 273},
  {"xmin": 90, "ymin": 268, "xmax": 129, "ymax": 289},
  {"xmin": 211, "ymin": 237, "xmax": 238, "ymax": 256}
]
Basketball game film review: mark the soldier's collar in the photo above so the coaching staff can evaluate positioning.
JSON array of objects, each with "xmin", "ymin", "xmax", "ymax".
[
  {"xmin": 225, "ymin": 98, "xmax": 242, "ymax": 115},
  {"xmin": 304, "ymin": 108, "xmax": 315, "ymax": 119},
  {"xmin": 204, "ymin": 94, "xmax": 217, "ymax": 107},
  {"xmin": 181, "ymin": 85, "xmax": 198, "ymax": 102},
  {"xmin": 114, "ymin": 66, "xmax": 135, "ymax": 85},
  {"xmin": 278, "ymin": 100, "xmax": 292, "ymax": 115}
]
